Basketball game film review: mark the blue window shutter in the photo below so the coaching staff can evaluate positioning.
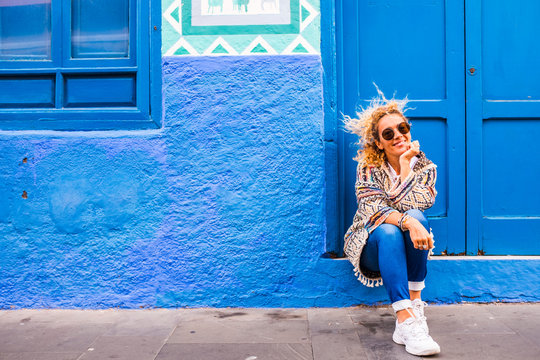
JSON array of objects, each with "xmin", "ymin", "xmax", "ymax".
[{"xmin": 0, "ymin": 0, "xmax": 160, "ymax": 130}]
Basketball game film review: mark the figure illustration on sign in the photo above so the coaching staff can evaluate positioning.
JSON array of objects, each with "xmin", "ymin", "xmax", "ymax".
[
  {"xmin": 208, "ymin": 0, "xmax": 224, "ymax": 13},
  {"xmin": 202, "ymin": 0, "xmax": 280, "ymax": 15},
  {"xmin": 233, "ymin": 0, "xmax": 250, "ymax": 12}
]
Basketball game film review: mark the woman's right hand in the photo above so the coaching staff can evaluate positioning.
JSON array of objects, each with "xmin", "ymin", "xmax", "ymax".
[
  {"xmin": 404, "ymin": 217, "xmax": 434, "ymax": 250},
  {"xmin": 400, "ymin": 140, "xmax": 420, "ymax": 164},
  {"xmin": 398, "ymin": 140, "xmax": 420, "ymax": 182}
]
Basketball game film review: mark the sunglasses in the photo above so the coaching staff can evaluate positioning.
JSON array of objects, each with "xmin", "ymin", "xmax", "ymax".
[{"xmin": 381, "ymin": 121, "xmax": 411, "ymax": 141}]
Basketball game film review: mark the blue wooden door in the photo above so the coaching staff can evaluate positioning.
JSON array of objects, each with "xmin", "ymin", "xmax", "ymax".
[
  {"xmin": 337, "ymin": 0, "xmax": 540, "ymax": 255},
  {"xmin": 337, "ymin": 0, "xmax": 466, "ymax": 255},
  {"xmin": 466, "ymin": 0, "xmax": 540, "ymax": 254}
]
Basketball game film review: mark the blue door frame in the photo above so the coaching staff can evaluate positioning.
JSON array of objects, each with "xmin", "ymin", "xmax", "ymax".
[
  {"xmin": 333, "ymin": 0, "xmax": 467, "ymax": 256},
  {"xmin": 328, "ymin": 0, "xmax": 540, "ymax": 256}
]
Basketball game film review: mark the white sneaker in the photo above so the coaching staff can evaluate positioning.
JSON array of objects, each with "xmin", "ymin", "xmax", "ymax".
[
  {"xmin": 412, "ymin": 299, "xmax": 429, "ymax": 334},
  {"xmin": 393, "ymin": 316, "xmax": 441, "ymax": 356}
]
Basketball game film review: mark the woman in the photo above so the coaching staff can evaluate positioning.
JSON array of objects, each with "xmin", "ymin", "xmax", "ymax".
[{"xmin": 343, "ymin": 92, "xmax": 441, "ymax": 356}]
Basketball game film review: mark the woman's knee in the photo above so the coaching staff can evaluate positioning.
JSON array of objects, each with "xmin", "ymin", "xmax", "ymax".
[
  {"xmin": 406, "ymin": 209, "xmax": 429, "ymax": 229},
  {"xmin": 376, "ymin": 224, "xmax": 402, "ymax": 237},
  {"xmin": 374, "ymin": 224, "xmax": 405, "ymax": 249}
]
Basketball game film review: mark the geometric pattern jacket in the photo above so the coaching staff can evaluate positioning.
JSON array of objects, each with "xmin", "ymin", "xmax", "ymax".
[{"xmin": 343, "ymin": 151, "xmax": 437, "ymax": 287}]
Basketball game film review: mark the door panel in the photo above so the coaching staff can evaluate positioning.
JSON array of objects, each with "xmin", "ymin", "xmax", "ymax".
[
  {"xmin": 466, "ymin": 0, "xmax": 540, "ymax": 254},
  {"xmin": 356, "ymin": 1, "xmax": 447, "ymax": 100},
  {"xmin": 482, "ymin": 1, "xmax": 540, "ymax": 100},
  {"xmin": 338, "ymin": 0, "xmax": 466, "ymax": 255}
]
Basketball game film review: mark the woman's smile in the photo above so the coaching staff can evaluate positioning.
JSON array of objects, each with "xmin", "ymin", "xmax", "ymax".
[{"xmin": 394, "ymin": 140, "xmax": 407, "ymax": 148}]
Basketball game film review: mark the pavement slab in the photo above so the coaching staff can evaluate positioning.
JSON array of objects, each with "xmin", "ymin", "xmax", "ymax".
[
  {"xmin": 168, "ymin": 319, "xmax": 310, "ymax": 344},
  {"xmin": 424, "ymin": 304, "xmax": 516, "ymax": 335},
  {"xmin": 350, "ymin": 307, "xmax": 418, "ymax": 360},
  {"xmin": 173, "ymin": 308, "xmax": 308, "ymax": 322},
  {"xmin": 156, "ymin": 343, "xmax": 313, "ymax": 360},
  {"xmin": 77, "ymin": 336, "xmax": 166, "ymax": 360},
  {"xmin": 0, "ymin": 321, "xmax": 111, "ymax": 354},
  {"xmin": 434, "ymin": 333, "xmax": 539, "ymax": 360},
  {"xmin": 0, "ymin": 353, "xmax": 81, "ymax": 360},
  {"xmin": 483, "ymin": 303, "xmax": 540, "ymax": 349},
  {"xmin": 0, "ymin": 304, "xmax": 538, "ymax": 360},
  {"xmin": 308, "ymin": 308, "xmax": 369, "ymax": 360}
]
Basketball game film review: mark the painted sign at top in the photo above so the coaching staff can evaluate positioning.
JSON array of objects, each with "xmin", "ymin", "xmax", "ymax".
[{"xmin": 162, "ymin": 0, "xmax": 320, "ymax": 56}]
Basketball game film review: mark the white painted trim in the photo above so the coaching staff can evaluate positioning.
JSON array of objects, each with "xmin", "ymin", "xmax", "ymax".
[
  {"xmin": 282, "ymin": 35, "xmax": 317, "ymax": 54},
  {"xmin": 164, "ymin": 0, "xmax": 183, "ymax": 35},
  {"xmin": 300, "ymin": 0, "xmax": 319, "ymax": 32},
  {"xmin": 327, "ymin": 256, "xmax": 540, "ymax": 261},
  {"xmin": 429, "ymin": 256, "xmax": 540, "ymax": 260},
  {"xmin": 241, "ymin": 36, "xmax": 278, "ymax": 55},
  {"xmin": 203, "ymin": 36, "xmax": 239, "ymax": 55},
  {"xmin": 165, "ymin": 37, "xmax": 199, "ymax": 56}
]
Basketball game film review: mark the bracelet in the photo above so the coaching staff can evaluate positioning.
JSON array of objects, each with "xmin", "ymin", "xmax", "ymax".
[{"xmin": 398, "ymin": 214, "xmax": 411, "ymax": 232}]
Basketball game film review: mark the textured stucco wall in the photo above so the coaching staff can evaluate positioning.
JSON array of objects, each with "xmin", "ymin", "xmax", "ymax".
[
  {"xmin": 0, "ymin": 55, "xmax": 329, "ymax": 308},
  {"xmin": 1, "ymin": 55, "xmax": 539, "ymax": 308}
]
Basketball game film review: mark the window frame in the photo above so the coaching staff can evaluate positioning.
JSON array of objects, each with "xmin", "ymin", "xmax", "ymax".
[{"xmin": 0, "ymin": 0, "xmax": 161, "ymax": 131}]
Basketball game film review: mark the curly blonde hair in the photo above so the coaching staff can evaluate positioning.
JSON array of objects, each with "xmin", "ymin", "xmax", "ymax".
[{"xmin": 343, "ymin": 89, "xmax": 410, "ymax": 166}]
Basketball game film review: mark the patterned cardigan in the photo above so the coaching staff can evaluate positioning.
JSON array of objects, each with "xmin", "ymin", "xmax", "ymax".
[{"xmin": 343, "ymin": 151, "xmax": 437, "ymax": 287}]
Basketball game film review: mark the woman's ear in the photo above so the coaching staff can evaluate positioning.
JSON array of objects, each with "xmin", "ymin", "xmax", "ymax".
[{"xmin": 375, "ymin": 140, "xmax": 383, "ymax": 150}]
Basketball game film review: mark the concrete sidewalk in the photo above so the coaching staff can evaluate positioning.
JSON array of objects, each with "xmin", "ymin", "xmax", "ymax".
[{"xmin": 0, "ymin": 303, "xmax": 538, "ymax": 360}]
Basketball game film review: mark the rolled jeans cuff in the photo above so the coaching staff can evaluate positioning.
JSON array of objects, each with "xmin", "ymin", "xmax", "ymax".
[
  {"xmin": 409, "ymin": 281, "xmax": 425, "ymax": 291},
  {"xmin": 392, "ymin": 299, "xmax": 412, "ymax": 312}
]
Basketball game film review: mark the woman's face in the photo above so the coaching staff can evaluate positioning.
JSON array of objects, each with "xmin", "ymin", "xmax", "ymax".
[{"xmin": 375, "ymin": 113, "xmax": 412, "ymax": 159}]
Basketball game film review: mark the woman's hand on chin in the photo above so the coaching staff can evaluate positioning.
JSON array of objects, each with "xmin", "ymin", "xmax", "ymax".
[{"xmin": 400, "ymin": 140, "xmax": 420, "ymax": 164}]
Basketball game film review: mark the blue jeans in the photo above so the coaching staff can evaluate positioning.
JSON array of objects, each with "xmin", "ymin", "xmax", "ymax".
[{"xmin": 360, "ymin": 209, "xmax": 430, "ymax": 312}]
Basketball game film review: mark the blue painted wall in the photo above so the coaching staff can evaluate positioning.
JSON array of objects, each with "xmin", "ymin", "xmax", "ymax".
[
  {"xmin": 0, "ymin": 55, "xmax": 328, "ymax": 308},
  {"xmin": 1, "ymin": 55, "xmax": 539, "ymax": 308}
]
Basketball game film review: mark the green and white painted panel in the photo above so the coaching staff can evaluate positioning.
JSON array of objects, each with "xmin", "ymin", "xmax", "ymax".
[{"xmin": 162, "ymin": 0, "xmax": 320, "ymax": 55}]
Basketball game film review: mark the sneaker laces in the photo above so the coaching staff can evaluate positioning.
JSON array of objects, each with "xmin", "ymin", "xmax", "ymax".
[
  {"xmin": 412, "ymin": 300, "xmax": 428, "ymax": 320},
  {"xmin": 402, "ymin": 316, "xmax": 429, "ymax": 339}
]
